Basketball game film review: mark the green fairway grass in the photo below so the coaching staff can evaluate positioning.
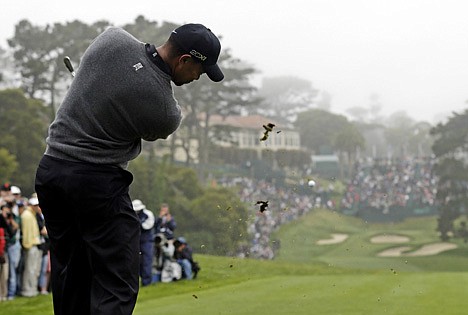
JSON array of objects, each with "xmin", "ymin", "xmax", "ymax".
[
  {"xmin": 2, "ymin": 209, "xmax": 468, "ymax": 314},
  {"xmin": 134, "ymin": 273, "xmax": 468, "ymax": 315},
  {"xmin": 274, "ymin": 209, "xmax": 468, "ymax": 272}
]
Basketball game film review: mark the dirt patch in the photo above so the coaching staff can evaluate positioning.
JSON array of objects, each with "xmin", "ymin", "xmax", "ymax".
[
  {"xmin": 316, "ymin": 233, "xmax": 349, "ymax": 245},
  {"xmin": 370, "ymin": 234, "xmax": 410, "ymax": 244}
]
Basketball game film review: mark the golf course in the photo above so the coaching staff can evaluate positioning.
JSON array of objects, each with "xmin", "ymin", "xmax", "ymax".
[{"xmin": 3, "ymin": 208, "xmax": 468, "ymax": 315}]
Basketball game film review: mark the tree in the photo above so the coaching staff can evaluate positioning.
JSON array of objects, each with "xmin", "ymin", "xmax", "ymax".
[
  {"xmin": 316, "ymin": 90, "xmax": 332, "ymax": 111},
  {"xmin": 334, "ymin": 123, "xmax": 365, "ymax": 178},
  {"xmin": 383, "ymin": 111, "xmax": 434, "ymax": 158},
  {"xmin": 0, "ymin": 148, "xmax": 18, "ymax": 184},
  {"xmin": 122, "ymin": 15, "xmax": 178, "ymax": 43},
  {"xmin": 384, "ymin": 111, "xmax": 416, "ymax": 157},
  {"xmin": 8, "ymin": 19, "xmax": 110, "ymax": 120},
  {"xmin": 354, "ymin": 121, "xmax": 387, "ymax": 158},
  {"xmin": 8, "ymin": 20, "xmax": 50, "ymax": 99},
  {"xmin": 187, "ymin": 187, "xmax": 248, "ymax": 256},
  {"xmin": 346, "ymin": 93, "xmax": 384, "ymax": 124},
  {"xmin": 128, "ymin": 157, "xmax": 249, "ymax": 255},
  {"xmin": 346, "ymin": 106, "xmax": 369, "ymax": 123},
  {"xmin": 431, "ymin": 109, "xmax": 468, "ymax": 240},
  {"xmin": 0, "ymin": 89, "xmax": 48, "ymax": 195},
  {"xmin": 294, "ymin": 108, "xmax": 349, "ymax": 154},
  {"xmin": 294, "ymin": 108, "xmax": 365, "ymax": 179},
  {"xmin": 0, "ymin": 46, "xmax": 19, "ymax": 89},
  {"xmin": 257, "ymin": 76, "xmax": 317, "ymax": 122},
  {"xmin": 408, "ymin": 121, "xmax": 434, "ymax": 157}
]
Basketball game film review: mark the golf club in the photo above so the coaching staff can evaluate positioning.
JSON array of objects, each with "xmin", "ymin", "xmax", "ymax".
[{"xmin": 63, "ymin": 56, "xmax": 75, "ymax": 77}]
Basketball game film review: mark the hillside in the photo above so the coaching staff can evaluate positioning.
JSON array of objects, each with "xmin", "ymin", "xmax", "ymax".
[{"xmin": 274, "ymin": 209, "xmax": 468, "ymax": 272}]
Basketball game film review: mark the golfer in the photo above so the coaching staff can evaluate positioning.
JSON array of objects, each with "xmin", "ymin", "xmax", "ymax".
[{"xmin": 35, "ymin": 23, "xmax": 223, "ymax": 315}]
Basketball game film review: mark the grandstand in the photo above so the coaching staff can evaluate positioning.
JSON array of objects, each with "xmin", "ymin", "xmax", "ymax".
[{"xmin": 340, "ymin": 156, "xmax": 438, "ymax": 222}]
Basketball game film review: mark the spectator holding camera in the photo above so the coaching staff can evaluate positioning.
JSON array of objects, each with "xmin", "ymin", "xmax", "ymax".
[
  {"xmin": 174, "ymin": 236, "xmax": 199, "ymax": 280},
  {"xmin": 154, "ymin": 203, "xmax": 176, "ymax": 240},
  {"xmin": 132, "ymin": 199, "xmax": 155, "ymax": 287},
  {"xmin": 10, "ymin": 186, "xmax": 26, "ymax": 216}
]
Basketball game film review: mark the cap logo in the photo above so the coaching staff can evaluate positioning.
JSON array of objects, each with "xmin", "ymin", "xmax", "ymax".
[{"xmin": 190, "ymin": 49, "xmax": 207, "ymax": 61}]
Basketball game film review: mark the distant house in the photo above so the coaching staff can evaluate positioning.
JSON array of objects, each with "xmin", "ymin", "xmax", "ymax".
[
  {"xmin": 165, "ymin": 114, "xmax": 305, "ymax": 165},
  {"xmin": 208, "ymin": 114, "xmax": 302, "ymax": 157}
]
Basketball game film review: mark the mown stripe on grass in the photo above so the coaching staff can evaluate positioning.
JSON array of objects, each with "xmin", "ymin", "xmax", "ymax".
[{"xmin": 134, "ymin": 273, "xmax": 468, "ymax": 315}]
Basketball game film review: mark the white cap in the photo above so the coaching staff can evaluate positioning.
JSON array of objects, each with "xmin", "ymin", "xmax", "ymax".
[
  {"xmin": 11, "ymin": 186, "xmax": 21, "ymax": 194},
  {"xmin": 28, "ymin": 197, "xmax": 39, "ymax": 206},
  {"xmin": 132, "ymin": 199, "xmax": 145, "ymax": 211}
]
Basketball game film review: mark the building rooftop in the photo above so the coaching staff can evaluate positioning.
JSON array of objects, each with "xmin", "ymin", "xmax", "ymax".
[{"xmin": 209, "ymin": 114, "xmax": 290, "ymax": 130}]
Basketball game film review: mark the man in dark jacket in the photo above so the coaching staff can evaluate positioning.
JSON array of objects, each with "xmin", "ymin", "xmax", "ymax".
[
  {"xmin": 174, "ymin": 236, "xmax": 199, "ymax": 280},
  {"xmin": 132, "ymin": 199, "xmax": 154, "ymax": 286},
  {"xmin": 35, "ymin": 23, "xmax": 223, "ymax": 315}
]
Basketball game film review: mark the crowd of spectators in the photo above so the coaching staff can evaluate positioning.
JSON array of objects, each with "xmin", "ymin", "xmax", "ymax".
[
  {"xmin": 222, "ymin": 157, "xmax": 437, "ymax": 259},
  {"xmin": 218, "ymin": 177, "xmax": 319, "ymax": 260},
  {"xmin": 131, "ymin": 200, "xmax": 199, "ymax": 285},
  {"xmin": 0, "ymin": 183, "xmax": 199, "ymax": 303},
  {"xmin": 7, "ymin": 157, "xmax": 433, "ymax": 297},
  {"xmin": 0, "ymin": 184, "xmax": 50, "ymax": 301},
  {"xmin": 340, "ymin": 156, "xmax": 438, "ymax": 214}
]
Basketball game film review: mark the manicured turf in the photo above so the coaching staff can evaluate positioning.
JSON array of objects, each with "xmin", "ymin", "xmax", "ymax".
[
  {"xmin": 274, "ymin": 209, "xmax": 468, "ymax": 272},
  {"xmin": 2, "ymin": 209, "xmax": 468, "ymax": 314},
  {"xmin": 135, "ymin": 273, "xmax": 468, "ymax": 315}
]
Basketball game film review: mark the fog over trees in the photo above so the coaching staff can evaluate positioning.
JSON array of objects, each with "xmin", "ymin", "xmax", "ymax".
[{"xmin": 1, "ymin": 15, "xmax": 467, "ymax": 243}]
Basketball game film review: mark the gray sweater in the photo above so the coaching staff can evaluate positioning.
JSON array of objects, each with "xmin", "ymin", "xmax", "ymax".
[{"xmin": 45, "ymin": 27, "xmax": 181, "ymax": 168}]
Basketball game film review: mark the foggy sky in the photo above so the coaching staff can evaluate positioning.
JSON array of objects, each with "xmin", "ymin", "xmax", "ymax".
[{"xmin": 1, "ymin": 0, "xmax": 468, "ymax": 123}]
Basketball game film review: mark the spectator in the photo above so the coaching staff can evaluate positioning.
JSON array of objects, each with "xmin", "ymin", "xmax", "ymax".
[
  {"xmin": 10, "ymin": 186, "xmax": 25, "ymax": 216},
  {"xmin": 173, "ymin": 236, "xmax": 199, "ymax": 280},
  {"xmin": 132, "ymin": 199, "xmax": 155, "ymax": 287},
  {"xmin": 154, "ymin": 203, "xmax": 176, "ymax": 240},
  {"xmin": 20, "ymin": 197, "xmax": 41, "ymax": 297},
  {"xmin": 0, "ymin": 184, "xmax": 14, "ymax": 207},
  {"xmin": 0, "ymin": 223, "xmax": 7, "ymax": 301},
  {"xmin": 35, "ymin": 201, "xmax": 50, "ymax": 294},
  {"xmin": 2, "ymin": 203, "xmax": 21, "ymax": 300},
  {"xmin": 340, "ymin": 156, "xmax": 438, "ymax": 215},
  {"xmin": 219, "ymin": 176, "xmax": 313, "ymax": 259}
]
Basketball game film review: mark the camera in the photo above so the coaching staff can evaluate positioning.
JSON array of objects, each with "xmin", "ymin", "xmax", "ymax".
[{"xmin": 154, "ymin": 233, "xmax": 167, "ymax": 247}]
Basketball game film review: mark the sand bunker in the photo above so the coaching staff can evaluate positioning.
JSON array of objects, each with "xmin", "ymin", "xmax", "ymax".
[
  {"xmin": 405, "ymin": 243, "xmax": 458, "ymax": 256},
  {"xmin": 377, "ymin": 242, "xmax": 458, "ymax": 257},
  {"xmin": 378, "ymin": 246, "xmax": 412, "ymax": 257},
  {"xmin": 316, "ymin": 233, "xmax": 349, "ymax": 245},
  {"xmin": 371, "ymin": 234, "xmax": 410, "ymax": 244}
]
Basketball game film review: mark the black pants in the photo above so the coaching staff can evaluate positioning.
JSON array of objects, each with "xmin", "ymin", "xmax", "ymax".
[{"xmin": 35, "ymin": 155, "xmax": 140, "ymax": 315}]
